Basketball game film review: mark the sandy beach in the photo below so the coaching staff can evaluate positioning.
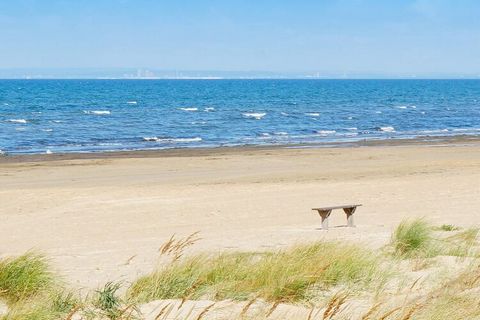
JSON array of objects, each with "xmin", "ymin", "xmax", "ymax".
[{"xmin": 1, "ymin": 139, "xmax": 480, "ymax": 291}]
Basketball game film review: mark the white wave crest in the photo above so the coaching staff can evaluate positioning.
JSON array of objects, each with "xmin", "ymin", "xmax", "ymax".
[
  {"xmin": 316, "ymin": 130, "xmax": 336, "ymax": 135},
  {"xmin": 179, "ymin": 107, "xmax": 198, "ymax": 112},
  {"xmin": 378, "ymin": 126, "xmax": 395, "ymax": 132},
  {"xmin": 243, "ymin": 112, "xmax": 266, "ymax": 120},
  {"xmin": 143, "ymin": 137, "xmax": 202, "ymax": 143},
  {"xmin": 127, "ymin": 101, "xmax": 137, "ymax": 105},
  {"xmin": 204, "ymin": 107, "xmax": 215, "ymax": 112},
  {"xmin": 305, "ymin": 113, "xmax": 320, "ymax": 117},
  {"xmin": 84, "ymin": 110, "xmax": 111, "ymax": 115},
  {"xmin": 7, "ymin": 119, "xmax": 27, "ymax": 124}
]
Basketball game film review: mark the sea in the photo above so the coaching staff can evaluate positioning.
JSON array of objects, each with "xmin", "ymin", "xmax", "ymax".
[{"xmin": 0, "ymin": 79, "xmax": 479, "ymax": 155}]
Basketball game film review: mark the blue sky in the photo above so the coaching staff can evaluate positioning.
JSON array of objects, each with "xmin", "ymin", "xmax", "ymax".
[{"xmin": 1, "ymin": 0, "xmax": 479, "ymax": 75}]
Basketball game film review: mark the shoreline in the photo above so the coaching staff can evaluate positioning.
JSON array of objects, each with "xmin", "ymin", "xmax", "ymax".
[{"xmin": 2, "ymin": 134, "xmax": 480, "ymax": 163}]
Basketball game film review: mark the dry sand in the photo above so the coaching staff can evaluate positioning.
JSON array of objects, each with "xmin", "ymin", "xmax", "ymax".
[{"xmin": 1, "ymin": 141, "xmax": 480, "ymax": 290}]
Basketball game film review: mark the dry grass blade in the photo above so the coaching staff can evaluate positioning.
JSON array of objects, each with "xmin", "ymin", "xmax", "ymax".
[
  {"xmin": 159, "ymin": 232, "xmax": 202, "ymax": 262},
  {"xmin": 155, "ymin": 302, "xmax": 173, "ymax": 320},
  {"xmin": 65, "ymin": 306, "xmax": 81, "ymax": 320},
  {"xmin": 306, "ymin": 303, "xmax": 315, "ymax": 320},
  {"xmin": 400, "ymin": 303, "xmax": 422, "ymax": 320},
  {"xmin": 361, "ymin": 302, "xmax": 382, "ymax": 320},
  {"xmin": 265, "ymin": 301, "xmax": 281, "ymax": 318},
  {"xmin": 377, "ymin": 306, "xmax": 402, "ymax": 320},
  {"xmin": 240, "ymin": 297, "xmax": 257, "ymax": 317},
  {"xmin": 323, "ymin": 292, "xmax": 348, "ymax": 320},
  {"xmin": 195, "ymin": 302, "xmax": 216, "ymax": 320}
]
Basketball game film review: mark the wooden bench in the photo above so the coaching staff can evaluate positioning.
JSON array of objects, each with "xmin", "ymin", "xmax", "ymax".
[{"xmin": 312, "ymin": 204, "xmax": 361, "ymax": 230}]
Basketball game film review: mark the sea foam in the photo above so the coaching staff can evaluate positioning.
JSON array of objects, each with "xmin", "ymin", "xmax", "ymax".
[
  {"xmin": 378, "ymin": 126, "xmax": 395, "ymax": 132},
  {"xmin": 7, "ymin": 119, "xmax": 27, "ymax": 124},
  {"xmin": 179, "ymin": 107, "xmax": 198, "ymax": 112},
  {"xmin": 143, "ymin": 137, "xmax": 202, "ymax": 143},
  {"xmin": 84, "ymin": 110, "xmax": 111, "ymax": 115},
  {"xmin": 243, "ymin": 112, "xmax": 266, "ymax": 120}
]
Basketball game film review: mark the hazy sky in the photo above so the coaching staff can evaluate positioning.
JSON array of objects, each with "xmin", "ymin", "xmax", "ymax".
[{"xmin": 1, "ymin": 0, "xmax": 479, "ymax": 75}]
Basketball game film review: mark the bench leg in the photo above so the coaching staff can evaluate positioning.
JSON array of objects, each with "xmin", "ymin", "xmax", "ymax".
[
  {"xmin": 317, "ymin": 210, "xmax": 332, "ymax": 230},
  {"xmin": 343, "ymin": 207, "xmax": 357, "ymax": 227}
]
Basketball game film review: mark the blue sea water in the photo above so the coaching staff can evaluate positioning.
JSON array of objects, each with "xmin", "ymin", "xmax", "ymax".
[{"xmin": 0, "ymin": 79, "xmax": 479, "ymax": 154}]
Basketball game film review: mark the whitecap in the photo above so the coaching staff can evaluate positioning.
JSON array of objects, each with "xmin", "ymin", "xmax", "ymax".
[
  {"xmin": 0, "ymin": 150, "xmax": 5, "ymax": 155},
  {"xmin": 316, "ymin": 130, "xmax": 336, "ymax": 135},
  {"xmin": 347, "ymin": 116, "xmax": 353, "ymax": 120},
  {"xmin": 84, "ymin": 110, "xmax": 111, "ymax": 115},
  {"xmin": 45, "ymin": 149, "xmax": 53, "ymax": 155},
  {"xmin": 42, "ymin": 128, "xmax": 53, "ymax": 132},
  {"xmin": 204, "ymin": 107, "xmax": 215, "ymax": 112},
  {"xmin": 375, "ymin": 111, "xmax": 382, "ymax": 114},
  {"xmin": 305, "ymin": 113, "xmax": 320, "ymax": 117},
  {"xmin": 280, "ymin": 112, "xmax": 289, "ymax": 116},
  {"xmin": 378, "ymin": 126, "xmax": 395, "ymax": 132},
  {"xmin": 7, "ymin": 119, "xmax": 27, "ymax": 124},
  {"xmin": 143, "ymin": 137, "xmax": 202, "ymax": 143},
  {"xmin": 179, "ymin": 107, "xmax": 198, "ymax": 112},
  {"xmin": 396, "ymin": 106, "xmax": 408, "ymax": 109},
  {"xmin": 345, "ymin": 127, "xmax": 358, "ymax": 131},
  {"xmin": 51, "ymin": 120, "xmax": 62, "ymax": 123},
  {"xmin": 274, "ymin": 132, "xmax": 288, "ymax": 136},
  {"xmin": 243, "ymin": 112, "xmax": 266, "ymax": 120},
  {"xmin": 127, "ymin": 101, "xmax": 137, "ymax": 105}
]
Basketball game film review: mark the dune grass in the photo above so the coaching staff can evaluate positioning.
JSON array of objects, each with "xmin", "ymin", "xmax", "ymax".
[
  {"xmin": 434, "ymin": 224, "xmax": 460, "ymax": 232},
  {"xmin": 391, "ymin": 219, "xmax": 436, "ymax": 258},
  {"xmin": 0, "ymin": 252, "xmax": 55, "ymax": 305},
  {"xmin": 1, "ymin": 290, "xmax": 79, "ymax": 320},
  {"xmin": 128, "ymin": 242, "xmax": 383, "ymax": 304}
]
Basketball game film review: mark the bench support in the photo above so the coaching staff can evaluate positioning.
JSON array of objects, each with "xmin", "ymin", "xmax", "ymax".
[
  {"xmin": 312, "ymin": 205, "xmax": 360, "ymax": 230},
  {"xmin": 316, "ymin": 209, "xmax": 332, "ymax": 230},
  {"xmin": 343, "ymin": 207, "xmax": 356, "ymax": 227}
]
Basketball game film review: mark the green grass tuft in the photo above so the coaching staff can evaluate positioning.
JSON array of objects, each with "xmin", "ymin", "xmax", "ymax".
[
  {"xmin": 0, "ymin": 253, "xmax": 54, "ymax": 304},
  {"xmin": 1, "ymin": 290, "xmax": 80, "ymax": 320},
  {"xmin": 128, "ymin": 242, "xmax": 383, "ymax": 304},
  {"xmin": 391, "ymin": 218, "xmax": 435, "ymax": 258},
  {"xmin": 434, "ymin": 224, "xmax": 461, "ymax": 232}
]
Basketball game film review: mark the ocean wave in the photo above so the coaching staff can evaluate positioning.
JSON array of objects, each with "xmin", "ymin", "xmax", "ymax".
[
  {"xmin": 280, "ymin": 112, "xmax": 289, "ymax": 116},
  {"xmin": 127, "ymin": 101, "xmax": 137, "ymax": 105},
  {"xmin": 84, "ymin": 110, "xmax": 111, "ymax": 115},
  {"xmin": 45, "ymin": 149, "xmax": 53, "ymax": 154},
  {"xmin": 179, "ymin": 107, "xmax": 198, "ymax": 112},
  {"xmin": 274, "ymin": 132, "xmax": 288, "ymax": 135},
  {"xmin": 41, "ymin": 128, "xmax": 53, "ymax": 132},
  {"xmin": 7, "ymin": 119, "xmax": 27, "ymax": 124},
  {"xmin": 316, "ymin": 130, "xmax": 336, "ymax": 135},
  {"xmin": 143, "ymin": 136, "xmax": 202, "ymax": 143},
  {"xmin": 51, "ymin": 120, "xmax": 62, "ymax": 123},
  {"xmin": 305, "ymin": 112, "xmax": 320, "ymax": 117},
  {"xmin": 345, "ymin": 127, "xmax": 358, "ymax": 131},
  {"xmin": 377, "ymin": 126, "xmax": 395, "ymax": 132},
  {"xmin": 204, "ymin": 107, "xmax": 215, "ymax": 112},
  {"xmin": 243, "ymin": 112, "xmax": 266, "ymax": 120}
]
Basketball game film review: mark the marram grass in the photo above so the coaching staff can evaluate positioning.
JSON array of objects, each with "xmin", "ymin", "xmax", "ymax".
[
  {"xmin": 391, "ymin": 218, "xmax": 436, "ymax": 258},
  {"xmin": 127, "ymin": 242, "xmax": 383, "ymax": 304},
  {"xmin": 0, "ymin": 252, "xmax": 54, "ymax": 304}
]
